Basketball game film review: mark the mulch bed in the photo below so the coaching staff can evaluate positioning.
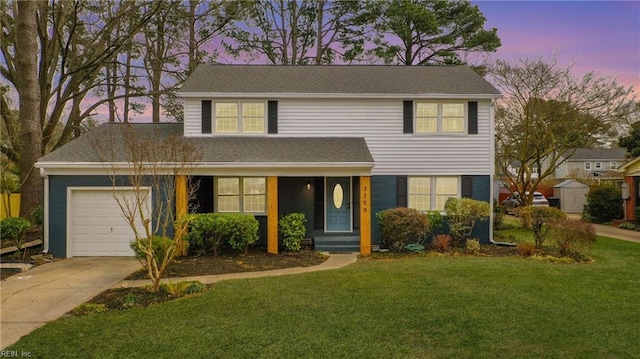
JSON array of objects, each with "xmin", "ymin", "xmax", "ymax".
[{"xmin": 125, "ymin": 247, "xmax": 329, "ymax": 280}]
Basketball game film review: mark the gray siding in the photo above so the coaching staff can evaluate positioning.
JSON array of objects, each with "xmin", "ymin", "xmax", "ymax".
[
  {"xmin": 371, "ymin": 176, "xmax": 398, "ymax": 245},
  {"xmin": 278, "ymin": 177, "xmax": 315, "ymax": 236}
]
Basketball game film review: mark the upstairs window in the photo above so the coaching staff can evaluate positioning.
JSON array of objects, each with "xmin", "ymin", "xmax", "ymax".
[
  {"xmin": 594, "ymin": 162, "xmax": 602, "ymax": 170},
  {"xmin": 610, "ymin": 162, "xmax": 618, "ymax": 170},
  {"xmin": 584, "ymin": 162, "xmax": 591, "ymax": 170},
  {"xmin": 416, "ymin": 102, "xmax": 465, "ymax": 134},
  {"xmin": 214, "ymin": 101, "xmax": 265, "ymax": 134}
]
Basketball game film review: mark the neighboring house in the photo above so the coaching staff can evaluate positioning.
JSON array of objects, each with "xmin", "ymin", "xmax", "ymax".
[
  {"xmin": 619, "ymin": 156, "xmax": 640, "ymax": 222},
  {"xmin": 554, "ymin": 148, "xmax": 628, "ymax": 180},
  {"xmin": 36, "ymin": 65, "xmax": 501, "ymax": 258}
]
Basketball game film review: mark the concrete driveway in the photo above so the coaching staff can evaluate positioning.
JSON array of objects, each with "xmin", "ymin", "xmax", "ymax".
[{"xmin": 0, "ymin": 257, "xmax": 140, "ymax": 349}]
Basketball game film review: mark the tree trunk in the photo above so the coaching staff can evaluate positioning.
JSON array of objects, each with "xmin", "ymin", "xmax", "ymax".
[{"xmin": 16, "ymin": 1, "xmax": 43, "ymax": 218}]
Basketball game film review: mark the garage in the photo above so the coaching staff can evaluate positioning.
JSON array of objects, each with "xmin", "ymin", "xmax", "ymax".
[{"xmin": 68, "ymin": 188, "xmax": 150, "ymax": 257}]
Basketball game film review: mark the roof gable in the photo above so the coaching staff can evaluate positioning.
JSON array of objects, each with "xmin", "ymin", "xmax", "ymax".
[{"xmin": 177, "ymin": 65, "xmax": 501, "ymax": 97}]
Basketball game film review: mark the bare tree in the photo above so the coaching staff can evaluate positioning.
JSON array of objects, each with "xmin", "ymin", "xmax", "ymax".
[
  {"xmin": 94, "ymin": 125, "xmax": 201, "ymax": 292},
  {"xmin": 491, "ymin": 56, "xmax": 637, "ymax": 206}
]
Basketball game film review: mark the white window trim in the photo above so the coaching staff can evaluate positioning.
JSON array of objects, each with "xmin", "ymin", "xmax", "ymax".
[
  {"xmin": 594, "ymin": 162, "xmax": 602, "ymax": 170},
  {"xmin": 414, "ymin": 101, "xmax": 467, "ymax": 135},
  {"xmin": 213, "ymin": 101, "xmax": 267, "ymax": 135},
  {"xmin": 610, "ymin": 162, "xmax": 617, "ymax": 170},
  {"xmin": 214, "ymin": 177, "xmax": 267, "ymax": 214},
  {"xmin": 584, "ymin": 162, "xmax": 591, "ymax": 170},
  {"xmin": 408, "ymin": 176, "xmax": 461, "ymax": 212}
]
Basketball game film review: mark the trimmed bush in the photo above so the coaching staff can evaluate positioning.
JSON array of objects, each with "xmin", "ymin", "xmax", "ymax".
[
  {"xmin": 466, "ymin": 238, "xmax": 480, "ymax": 253},
  {"xmin": 549, "ymin": 218, "xmax": 596, "ymax": 258},
  {"xmin": 182, "ymin": 213, "xmax": 259, "ymax": 255},
  {"xmin": 517, "ymin": 242, "xmax": 536, "ymax": 258},
  {"xmin": 444, "ymin": 198, "xmax": 490, "ymax": 246},
  {"xmin": 583, "ymin": 183, "xmax": 624, "ymax": 223},
  {"xmin": 160, "ymin": 281, "xmax": 206, "ymax": 296},
  {"xmin": 519, "ymin": 206, "xmax": 566, "ymax": 248},
  {"xmin": 493, "ymin": 202, "xmax": 506, "ymax": 229},
  {"xmin": 618, "ymin": 223, "xmax": 640, "ymax": 231},
  {"xmin": 279, "ymin": 213, "xmax": 307, "ymax": 251},
  {"xmin": 376, "ymin": 207, "xmax": 430, "ymax": 252}
]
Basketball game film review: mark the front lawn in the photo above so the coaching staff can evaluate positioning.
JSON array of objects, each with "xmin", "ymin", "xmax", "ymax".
[{"xmin": 9, "ymin": 237, "xmax": 640, "ymax": 358}]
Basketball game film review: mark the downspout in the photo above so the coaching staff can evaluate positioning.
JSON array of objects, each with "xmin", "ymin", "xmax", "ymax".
[
  {"xmin": 489, "ymin": 99, "xmax": 496, "ymax": 244},
  {"xmin": 39, "ymin": 167, "xmax": 49, "ymax": 253}
]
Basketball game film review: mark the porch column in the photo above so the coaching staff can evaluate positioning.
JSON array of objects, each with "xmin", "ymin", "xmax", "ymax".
[
  {"xmin": 175, "ymin": 175, "xmax": 188, "ymax": 256},
  {"xmin": 267, "ymin": 176, "xmax": 279, "ymax": 254},
  {"xmin": 360, "ymin": 176, "xmax": 371, "ymax": 256}
]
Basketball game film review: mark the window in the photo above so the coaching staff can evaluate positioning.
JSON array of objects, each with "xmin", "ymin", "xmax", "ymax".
[
  {"xmin": 416, "ymin": 102, "xmax": 465, "ymax": 134},
  {"xmin": 409, "ymin": 176, "xmax": 459, "ymax": 211},
  {"xmin": 216, "ymin": 177, "xmax": 266, "ymax": 213},
  {"xmin": 610, "ymin": 162, "xmax": 618, "ymax": 170},
  {"xmin": 214, "ymin": 101, "xmax": 265, "ymax": 134},
  {"xmin": 594, "ymin": 162, "xmax": 602, "ymax": 170},
  {"xmin": 584, "ymin": 162, "xmax": 591, "ymax": 170}
]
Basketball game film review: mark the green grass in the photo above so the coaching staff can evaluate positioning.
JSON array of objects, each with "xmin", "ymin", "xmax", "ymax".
[{"xmin": 10, "ymin": 237, "xmax": 640, "ymax": 358}]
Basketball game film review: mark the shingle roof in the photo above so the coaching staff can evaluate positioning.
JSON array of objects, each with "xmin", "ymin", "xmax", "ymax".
[
  {"xmin": 566, "ymin": 148, "xmax": 628, "ymax": 161},
  {"xmin": 178, "ymin": 65, "xmax": 501, "ymax": 96},
  {"xmin": 37, "ymin": 123, "xmax": 374, "ymax": 165}
]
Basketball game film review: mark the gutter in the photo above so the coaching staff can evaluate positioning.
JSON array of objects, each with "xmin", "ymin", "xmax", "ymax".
[{"xmin": 39, "ymin": 168, "xmax": 49, "ymax": 254}]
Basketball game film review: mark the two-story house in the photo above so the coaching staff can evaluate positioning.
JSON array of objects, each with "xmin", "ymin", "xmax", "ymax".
[
  {"xmin": 554, "ymin": 148, "xmax": 628, "ymax": 180},
  {"xmin": 36, "ymin": 65, "xmax": 501, "ymax": 258}
]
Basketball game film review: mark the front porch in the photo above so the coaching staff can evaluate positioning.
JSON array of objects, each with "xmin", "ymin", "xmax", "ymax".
[{"xmin": 178, "ymin": 175, "xmax": 372, "ymax": 255}]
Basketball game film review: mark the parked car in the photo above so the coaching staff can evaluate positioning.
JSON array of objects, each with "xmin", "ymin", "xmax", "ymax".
[{"xmin": 501, "ymin": 191, "xmax": 549, "ymax": 214}]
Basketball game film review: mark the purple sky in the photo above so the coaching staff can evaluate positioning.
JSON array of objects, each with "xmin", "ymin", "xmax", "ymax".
[{"xmin": 475, "ymin": 0, "xmax": 640, "ymax": 93}]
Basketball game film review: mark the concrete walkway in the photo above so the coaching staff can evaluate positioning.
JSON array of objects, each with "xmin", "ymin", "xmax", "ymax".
[
  {"xmin": 0, "ymin": 253, "xmax": 358, "ymax": 350},
  {"xmin": 116, "ymin": 253, "xmax": 358, "ymax": 288},
  {"xmin": 592, "ymin": 224, "xmax": 640, "ymax": 243},
  {"xmin": 0, "ymin": 257, "xmax": 140, "ymax": 350}
]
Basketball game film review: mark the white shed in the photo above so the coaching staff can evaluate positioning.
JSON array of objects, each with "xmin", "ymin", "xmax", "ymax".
[{"xmin": 553, "ymin": 180, "xmax": 590, "ymax": 214}]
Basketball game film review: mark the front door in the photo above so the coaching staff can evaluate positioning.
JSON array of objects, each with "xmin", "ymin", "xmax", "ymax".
[{"xmin": 326, "ymin": 177, "xmax": 351, "ymax": 232}]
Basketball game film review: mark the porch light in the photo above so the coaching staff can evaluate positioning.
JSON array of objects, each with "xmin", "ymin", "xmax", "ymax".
[{"xmin": 306, "ymin": 181, "xmax": 312, "ymax": 190}]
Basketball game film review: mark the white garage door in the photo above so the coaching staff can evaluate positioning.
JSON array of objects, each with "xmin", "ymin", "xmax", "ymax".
[{"xmin": 69, "ymin": 188, "xmax": 150, "ymax": 257}]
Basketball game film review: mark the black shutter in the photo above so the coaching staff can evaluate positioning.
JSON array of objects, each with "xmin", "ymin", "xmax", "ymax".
[
  {"xmin": 201, "ymin": 100, "xmax": 212, "ymax": 134},
  {"xmin": 268, "ymin": 101, "xmax": 278, "ymax": 134},
  {"xmin": 468, "ymin": 101, "xmax": 478, "ymax": 135},
  {"xmin": 403, "ymin": 101, "xmax": 413, "ymax": 134},
  {"xmin": 461, "ymin": 176, "xmax": 473, "ymax": 198},
  {"xmin": 397, "ymin": 176, "xmax": 408, "ymax": 207}
]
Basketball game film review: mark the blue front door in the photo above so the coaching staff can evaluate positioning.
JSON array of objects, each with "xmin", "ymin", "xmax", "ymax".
[{"xmin": 326, "ymin": 177, "xmax": 351, "ymax": 232}]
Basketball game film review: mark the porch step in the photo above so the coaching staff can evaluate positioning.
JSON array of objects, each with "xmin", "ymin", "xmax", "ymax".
[{"xmin": 314, "ymin": 236, "xmax": 360, "ymax": 253}]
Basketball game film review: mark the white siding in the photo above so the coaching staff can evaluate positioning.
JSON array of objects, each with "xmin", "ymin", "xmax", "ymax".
[
  {"xmin": 184, "ymin": 98, "xmax": 202, "ymax": 136},
  {"xmin": 278, "ymin": 98, "xmax": 492, "ymax": 176},
  {"xmin": 183, "ymin": 97, "xmax": 494, "ymax": 176}
]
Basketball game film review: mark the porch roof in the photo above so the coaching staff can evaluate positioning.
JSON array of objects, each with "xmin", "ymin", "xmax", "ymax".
[{"xmin": 36, "ymin": 123, "xmax": 375, "ymax": 168}]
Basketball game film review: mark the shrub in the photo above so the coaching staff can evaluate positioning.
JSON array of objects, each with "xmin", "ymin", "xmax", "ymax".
[
  {"xmin": 517, "ymin": 242, "xmax": 536, "ymax": 258},
  {"xmin": 160, "ymin": 281, "xmax": 206, "ymax": 296},
  {"xmin": 131, "ymin": 236, "xmax": 175, "ymax": 263},
  {"xmin": 279, "ymin": 213, "xmax": 307, "ymax": 251},
  {"xmin": 182, "ymin": 213, "xmax": 259, "ymax": 256},
  {"xmin": 376, "ymin": 207, "xmax": 430, "ymax": 252},
  {"xmin": 519, "ymin": 207, "xmax": 566, "ymax": 248},
  {"xmin": 119, "ymin": 292, "xmax": 142, "ymax": 309},
  {"xmin": 583, "ymin": 183, "xmax": 624, "ymax": 223},
  {"xmin": 226, "ymin": 214, "xmax": 259, "ymax": 255},
  {"xmin": 465, "ymin": 238, "xmax": 480, "ymax": 253},
  {"xmin": 548, "ymin": 218, "xmax": 596, "ymax": 258},
  {"xmin": 0, "ymin": 217, "xmax": 30, "ymax": 243},
  {"xmin": 431, "ymin": 234, "xmax": 451, "ymax": 252},
  {"xmin": 444, "ymin": 198, "xmax": 490, "ymax": 246},
  {"xmin": 30, "ymin": 205, "xmax": 44, "ymax": 227}
]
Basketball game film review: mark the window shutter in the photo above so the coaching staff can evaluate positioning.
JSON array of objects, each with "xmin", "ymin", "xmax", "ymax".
[
  {"xmin": 268, "ymin": 101, "xmax": 278, "ymax": 134},
  {"xmin": 403, "ymin": 101, "xmax": 413, "ymax": 134},
  {"xmin": 397, "ymin": 176, "xmax": 408, "ymax": 207},
  {"xmin": 201, "ymin": 100, "xmax": 212, "ymax": 134},
  {"xmin": 461, "ymin": 176, "xmax": 473, "ymax": 198},
  {"xmin": 468, "ymin": 101, "xmax": 478, "ymax": 135}
]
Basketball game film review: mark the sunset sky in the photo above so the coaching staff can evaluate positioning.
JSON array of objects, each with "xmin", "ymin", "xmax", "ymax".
[{"xmin": 475, "ymin": 0, "xmax": 639, "ymax": 93}]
